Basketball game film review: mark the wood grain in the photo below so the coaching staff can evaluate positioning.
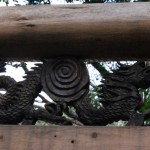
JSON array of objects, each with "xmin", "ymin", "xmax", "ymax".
[
  {"xmin": 0, "ymin": 126, "xmax": 149, "ymax": 150},
  {"xmin": 0, "ymin": 3, "xmax": 150, "ymax": 59}
]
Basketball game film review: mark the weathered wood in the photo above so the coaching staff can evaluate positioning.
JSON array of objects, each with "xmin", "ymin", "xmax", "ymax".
[
  {"xmin": 0, "ymin": 3, "xmax": 150, "ymax": 59},
  {"xmin": 0, "ymin": 126, "xmax": 149, "ymax": 150}
]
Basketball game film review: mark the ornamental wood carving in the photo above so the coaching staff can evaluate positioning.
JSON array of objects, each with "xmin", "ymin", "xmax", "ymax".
[{"xmin": 0, "ymin": 58, "xmax": 150, "ymax": 126}]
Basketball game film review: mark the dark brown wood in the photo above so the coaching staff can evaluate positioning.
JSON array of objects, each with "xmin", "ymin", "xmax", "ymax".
[
  {"xmin": 0, "ymin": 126, "xmax": 149, "ymax": 150},
  {"xmin": 0, "ymin": 3, "xmax": 150, "ymax": 59}
]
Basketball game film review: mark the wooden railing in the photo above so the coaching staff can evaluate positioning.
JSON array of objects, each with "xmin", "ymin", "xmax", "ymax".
[
  {"xmin": 0, "ymin": 3, "xmax": 150, "ymax": 150},
  {"xmin": 0, "ymin": 126, "xmax": 150, "ymax": 150},
  {"xmin": 0, "ymin": 3, "xmax": 150, "ymax": 59}
]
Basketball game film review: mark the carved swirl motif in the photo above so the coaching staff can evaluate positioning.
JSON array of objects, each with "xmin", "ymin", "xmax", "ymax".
[{"xmin": 41, "ymin": 57, "xmax": 89, "ymax": 103}]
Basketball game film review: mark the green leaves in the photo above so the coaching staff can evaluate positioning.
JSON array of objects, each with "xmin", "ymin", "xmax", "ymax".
[
  {"xmin": 7, "ymin": 62, "xmax": 28, "ymax": 73},
  {"xmin": 139, "ymin": 89, "xmax": 150, "ymax": 125},
  {"xmin": 139, "ymin": 89, "xmax": 150, "ymax": 113},
  {"xmin": 89, "ymin": 82, "xmax": 103, "ymax": 109}
]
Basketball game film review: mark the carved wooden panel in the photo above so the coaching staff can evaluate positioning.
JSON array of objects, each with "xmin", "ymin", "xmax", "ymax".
[{"xmin": 0, "ymin": 58, "xmax": 149, "ymax": 126}]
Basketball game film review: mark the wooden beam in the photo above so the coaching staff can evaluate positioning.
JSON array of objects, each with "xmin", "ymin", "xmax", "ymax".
[
  {"xmin": 0, "ymin": 126, "xmax": 149, "ymax": 150},
  {"xmin": 0, "ymin": 3, "xmax": 150, "ymax": 59}
]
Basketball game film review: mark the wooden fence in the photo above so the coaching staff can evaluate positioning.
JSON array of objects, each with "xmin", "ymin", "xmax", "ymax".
[
  {"xmin": 0, "ymin": 126, "xmax": 150, "ymax": 150},
  {"xmin": 0, "ymin": 2, "xmax": 150, "ymax": 150},
  {"xmin": 0, "ymin": 3, "xmax": 150, "ymax": 59}
]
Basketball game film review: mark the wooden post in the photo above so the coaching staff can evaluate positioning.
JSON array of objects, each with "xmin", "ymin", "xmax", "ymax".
[{"xmin": 0, "ymin": 3, "xmax": 150, "ymax": 59}]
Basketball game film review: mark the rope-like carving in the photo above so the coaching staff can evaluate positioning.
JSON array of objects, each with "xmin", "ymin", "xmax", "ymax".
[{"xmin": 41, "ymin": 57, "xmax": 89, "ymax": 103}]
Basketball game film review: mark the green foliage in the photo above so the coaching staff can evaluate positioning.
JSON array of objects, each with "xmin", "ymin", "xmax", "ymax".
[
  {"xmin": 0, "ymin": 0, "xmax": 8, "ymax": 5},
  {"xmin": 27, "ymin": 0, "xmax": 50, "ymax": 5},
  {"xmin": 89, "ymin": 78, "xmax": 103, "ymax": 109},
  {"xmin": 139, "ymin": 89, "xmax": 150, "ymax": 113},
  {"xmin": 65, "ymin": 106, "xmax": 76, "ymax": 116},
  {"xmin": 7, "ymin": 62, "xmax": 28, "ymax": 73},
  {"xmin": 1, "ymin": 0, "xmax": 150, "ymax": 8},
  {"xmin": 91, "ymin": 61, "xmax": 110, "ymax": 78},
  {"xmin": 139, "ymin": 89, "xmax": 150, "ymax": 125}
]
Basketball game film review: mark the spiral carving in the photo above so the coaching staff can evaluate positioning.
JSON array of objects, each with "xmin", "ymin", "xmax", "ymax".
[{"xmin": 41, "ymin": 57, "xmax": 89, "ymax": 103}]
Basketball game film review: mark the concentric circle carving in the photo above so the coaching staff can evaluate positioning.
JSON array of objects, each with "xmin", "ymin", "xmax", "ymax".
[{"xmin": 41, "ymin": 57, "xmax": 89, "ymax": 103}]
